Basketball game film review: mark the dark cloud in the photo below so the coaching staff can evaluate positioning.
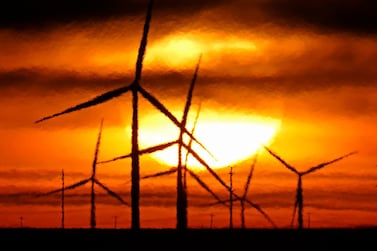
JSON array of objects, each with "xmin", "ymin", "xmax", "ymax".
[
  {"xmin": 1, "ymin": 0, "xmax": 376, "ymax": 35},
  {"xmin": 1, "ymin": 64, "xmax": 376, "ymax": 94},
  {"xmin": 0, "ymin": 169, "xmax": 128, "ymax": 181},
  {"xmin": 0, "ymin": 187, "xmax": 375, "ymax": 214},
  {"xmin": 0, "ymin": 68, "xmax": 131, "ymax": 94},
  {"xmin": 0, "ymin": 0, "xmax": 225, "ymax": 30},
  {"xmin": 260, "ymin": 0, "xmax": 377, "ymax": 35}
]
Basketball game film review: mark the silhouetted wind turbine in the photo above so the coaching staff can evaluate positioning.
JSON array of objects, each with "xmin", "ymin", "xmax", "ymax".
[
  {"xmin": 205, "ymin": 151, "xmax": 275, "ymax": 228},
  {"xmin": 41, "ymin": 119, "xmax": 129, "ymax": 229},
  {"xmin": 34, "ymin": 0, "xmax": 211, "ymax": 230},
  {"xmin": 264, "ymin": 146, "xmax": 357, "ymax": 229}
]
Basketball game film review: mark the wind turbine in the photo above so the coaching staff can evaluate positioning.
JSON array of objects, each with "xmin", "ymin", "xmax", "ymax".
[
  {"xmin": 264, "ymin": 146, "xmax": 357, "ymax": 229},
  {"xmin": 41, "ymin": 119, "xmax": 129, "ymax": 229},
  {"xmin": 34, "ymin": 0, "xmax": 211, "ymax": 229},
  {"xmin": 204, "ymin": 151, "xmax": 275, "ymax": 228},
  {"xmin": 218, "ymin": 152, "xmax": 260, "ymax": 229}
]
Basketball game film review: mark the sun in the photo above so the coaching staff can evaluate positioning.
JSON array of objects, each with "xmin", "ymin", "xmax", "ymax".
[{"xmin": 132, "ymin": 109, "xmax": 281, "ymax": 171}]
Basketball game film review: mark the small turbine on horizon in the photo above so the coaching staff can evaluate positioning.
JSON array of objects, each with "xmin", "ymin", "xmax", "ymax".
[
  {"xmin": 263, "ymin": 146, "xmax": 357, "ymax": 229},
  {"xmin": 205, "ymin": 151, "xmax": 275, "ymax": 228},
  {"xmin": 40, "ymin": 119, "xmax": 129, "ymax": 229}
]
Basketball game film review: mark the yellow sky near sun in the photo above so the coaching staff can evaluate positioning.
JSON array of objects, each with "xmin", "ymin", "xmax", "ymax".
[{"xmin": 135, "ymin": 109, "xmax": 281, "ymax": 169}]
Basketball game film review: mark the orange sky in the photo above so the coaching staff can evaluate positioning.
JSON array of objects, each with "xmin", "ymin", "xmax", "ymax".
[{"xmin": 0, "ymin": 0, "xmax": 376, "ymax": 229}]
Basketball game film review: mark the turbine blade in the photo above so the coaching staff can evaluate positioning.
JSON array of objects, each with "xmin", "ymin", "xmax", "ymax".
[
  {"xmin": 92, "ymin": 119, "xmax": 104, "ymax": 174},
  {"xmin": 264, "ymin": 146, "xmax": 299, "ymax": 174},
  {"xmin": 40, "ymin": 178, "xmax": 91, "ymax": 196},
  {"xmin": 97, "ymin": 140, "xmax": 178, "ymax": 164},
  {"xmin": 141, "ymin": 168, "xmax": 177, "ymax": 179},
  {"xmin": 187, "ymin": 168, "xmax": 227, "ymax": 207},
  {"xmin": 181, "ymin": 55, "xmax": 202, "ymax": 131},
  {"xmin": 242, "ymin": 152, "xmax": 258, "ymax": 199},
  {"xmin": 184, "ymin": 102, "xmax": 202, "ymax": 167},
  {"xmin": 181, "ymin": 142, "xmax": 230, "ymax": 192},
  {"xmin": 94, "ymin": 179, "xmax": 130, "ymax": 206},
  {"xmin": 244, "ymin": 198, "xmax": 277, "ymax": 228},
  {"xmin": 98, "ymin": 153, "xmax": 132, "ymax": 165},
  {"xmin": 134, "ymin": 0, "xmax": 153, "ymax": 80},
  {"xmin": 202, "ymin": 197, "xmax": 240, "ymax": 207},
  {"xmin": 35, "ymin": 84, "xmax": 133, "ymax": 123},
  {"xmin": 138, "ymin": 85, "xmax": 217, "ymax": 161},
  {"xmin": 137, "ymin": 140, "xmax": 178, "ymax": 155},
  {"xmin": 302, "ymin": 151, "xmax": 358, "ymax": 175}
]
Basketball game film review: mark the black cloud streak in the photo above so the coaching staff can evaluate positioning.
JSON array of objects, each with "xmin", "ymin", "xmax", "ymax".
[
  {"xmin": 0, "ymin": 0, "xmax": 226, "ymax": 30},
  {"xmin": 2, "ymin": 68, "xmax": 376, "ymax": 95},
  {"xmin": 261, "ymin": 0, "xmax": 377, "ymax": 34},
  {"xmin": 2, "ymin": 0, "xmax": 376, "ymax": 34}
]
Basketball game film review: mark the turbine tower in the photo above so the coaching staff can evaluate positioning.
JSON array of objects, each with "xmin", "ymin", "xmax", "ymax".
[{"xmin": 61, "ymin": 168, "xmax": 64, "ymax": 229}]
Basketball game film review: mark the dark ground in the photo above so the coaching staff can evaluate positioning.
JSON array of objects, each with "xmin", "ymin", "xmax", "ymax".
[{"xmin": 0, "ymin": 227, "xmax": 375, "ymax": 249}]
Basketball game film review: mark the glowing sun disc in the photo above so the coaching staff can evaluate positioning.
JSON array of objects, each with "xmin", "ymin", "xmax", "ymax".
[{"xmin": 130, "ymin": 111, "xmax": 281, "ymax": 171}]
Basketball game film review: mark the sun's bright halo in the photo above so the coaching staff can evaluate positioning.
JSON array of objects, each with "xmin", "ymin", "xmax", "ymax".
[
  {"xmin": 128, "ymin": 110, "xmax": 281, "ymax": 171},
  {"xmin": 145, "ymin": 33, "xmax": 257, "ymax": 69}
]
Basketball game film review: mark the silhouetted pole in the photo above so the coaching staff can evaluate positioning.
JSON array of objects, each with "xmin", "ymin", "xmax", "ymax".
[
  {"xmin": 307, "ymin": 213, "xmax": 310, "ymax": 229},
  {"xmin": 114, "ymin": 216, "xmax": 118, "ymax": 229},
  {"xmin": 20, "ymin": 216, "xmax": 23, "ymax": 228},
  {"xmin": 210, "ymin": 214, "xmax": 214, "ymax": 229},
  {"xmin": 229, "ymin": 166, "xmax": 233, "ymax": 229},
  {"xmin": 61, "ymin": 169, "xmax": 65, "ymax": 229}
]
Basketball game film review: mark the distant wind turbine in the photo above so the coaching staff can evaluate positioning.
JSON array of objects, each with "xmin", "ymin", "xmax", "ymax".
[
  {"xmin": 264, "ymin": 146, "xmax": 357, "ymax": 229},
  {"xmin": 40, "ymin": 119, "xmax": 129, "ymax": 229},
  {"xmin": 34, "ymin": 0, "xmax": 211, "ymax": 229},
  {"xmin": 205, "ymin": 151, "xmax": 275, "ymax": 228}
]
